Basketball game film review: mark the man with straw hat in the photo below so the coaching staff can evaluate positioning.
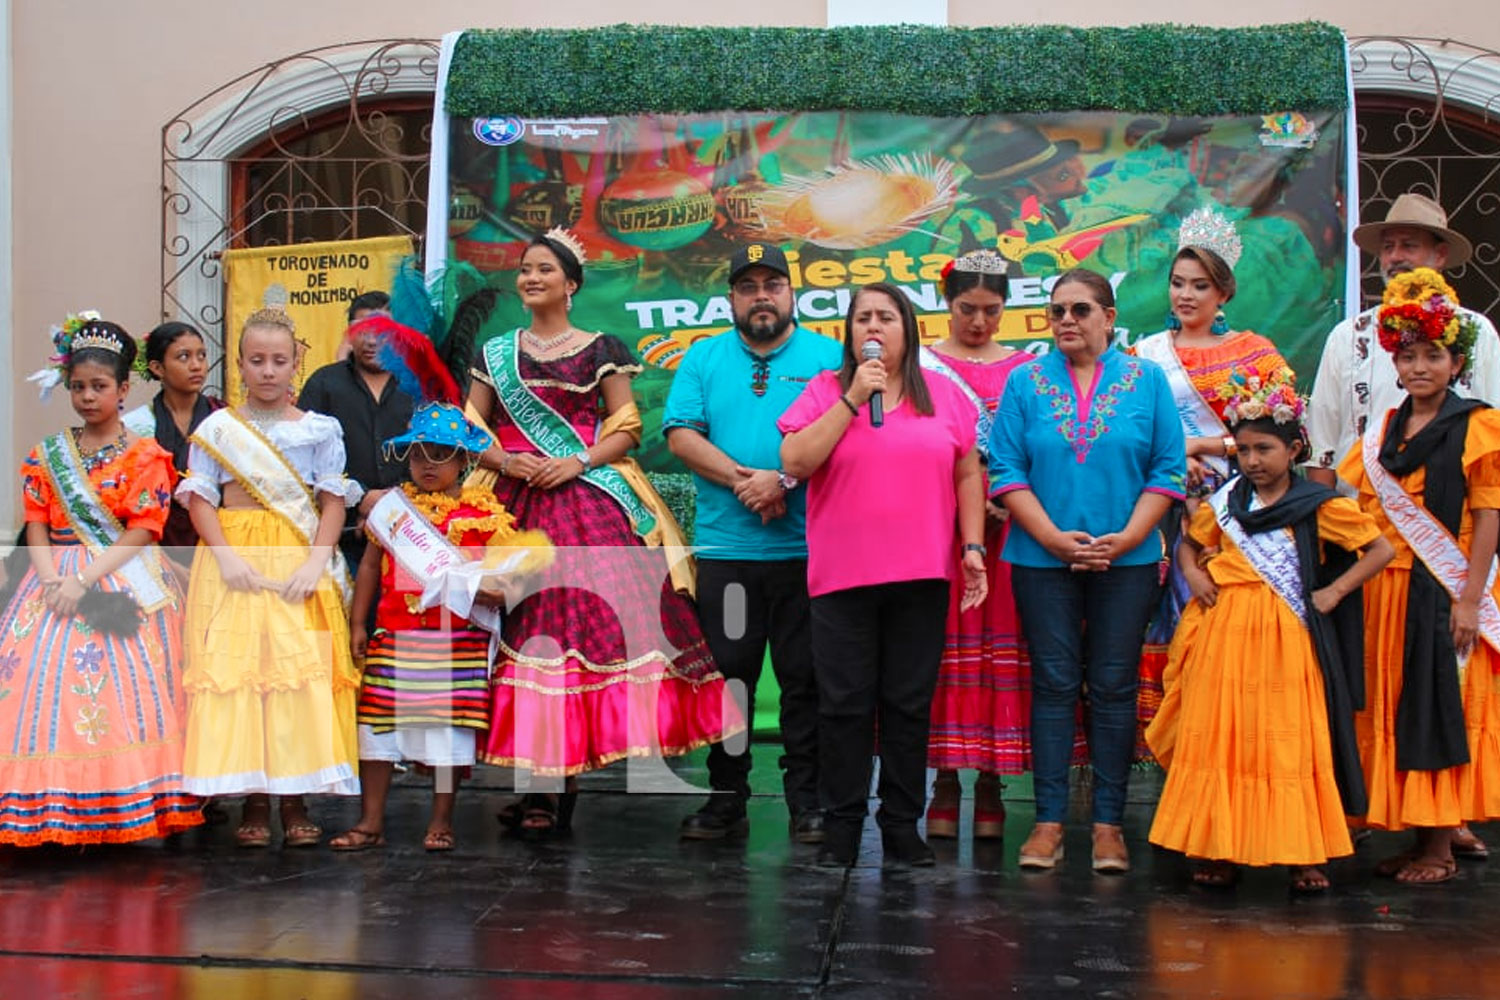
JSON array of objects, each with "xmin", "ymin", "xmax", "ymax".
[{"xmin": 1309, "ymin": 192, "xmax": 1500, "ymax": 483}]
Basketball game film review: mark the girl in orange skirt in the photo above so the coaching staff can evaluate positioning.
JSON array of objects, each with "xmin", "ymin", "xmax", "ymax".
[
  {"xmin": 1336, "ymin": 268, "xmax": 1500, "ymax": 884},
  {"xmin": 1147, "ymin": 371, "xmax": 1391, "ymax": 890}
]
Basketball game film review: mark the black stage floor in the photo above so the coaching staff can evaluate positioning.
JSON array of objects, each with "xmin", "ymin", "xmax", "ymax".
[{"xmin": 2, "ymin": 746, "xmax": 1497, "ymax": 999}]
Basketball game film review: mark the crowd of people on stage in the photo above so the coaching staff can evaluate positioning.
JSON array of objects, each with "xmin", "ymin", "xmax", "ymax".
[{"xmin": 2, "ymin": 189, "xmax": 1498, "ymax": 893}]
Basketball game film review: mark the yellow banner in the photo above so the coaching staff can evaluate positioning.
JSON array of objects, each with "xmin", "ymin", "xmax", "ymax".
[{"xmin": 222, "ymin": 235, "xmax": 413, "ymax": 404}]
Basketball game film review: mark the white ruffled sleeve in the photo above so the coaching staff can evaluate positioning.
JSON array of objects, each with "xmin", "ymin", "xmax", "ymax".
[
  {"xmin": 175, "ymin": 442, "xmax": 223, "ymax": 506},
  {"xmin": 307, "ymin": 414, "xmax": 364, "ymax": 507}
]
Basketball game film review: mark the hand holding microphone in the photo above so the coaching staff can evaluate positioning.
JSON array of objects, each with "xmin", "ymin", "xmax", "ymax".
[{"xmin": 858, "ymin": 339, "xmax": 885, "ymax": 428}]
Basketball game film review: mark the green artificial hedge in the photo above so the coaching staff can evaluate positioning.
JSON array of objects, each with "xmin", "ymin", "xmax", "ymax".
[{"xmin": 446, "ymin": 23, "xmax": 1348, "ymax": 118}]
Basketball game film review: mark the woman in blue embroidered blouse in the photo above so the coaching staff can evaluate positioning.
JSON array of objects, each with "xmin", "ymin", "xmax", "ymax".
[{"xmin": 990, "ymin": 268, "xmax": 1186, "ymax": 874}]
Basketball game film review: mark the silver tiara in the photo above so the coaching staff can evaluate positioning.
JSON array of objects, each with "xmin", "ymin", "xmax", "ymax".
[
  {"xmin": 951, "ymin": 249, "xmax": 1009, "ymax": 275},
  {"xmin": 1177, "ymin": 207, "xmax": 1243, "ymax": 270}
]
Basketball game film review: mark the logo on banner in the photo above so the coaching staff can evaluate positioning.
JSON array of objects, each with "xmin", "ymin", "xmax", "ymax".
[
  {"xmin": 473, "ymin": 117, "xmax": 525, "ymax": 146},
  {"xmin": 1258, "ymin": 112, "xmax": 1320, "ymax": 149}
]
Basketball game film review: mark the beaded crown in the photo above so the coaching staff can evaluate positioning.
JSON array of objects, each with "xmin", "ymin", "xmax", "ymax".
[
  {"xmin": 1177, "ymin": 207, "xmax": 1243, "ymax": 270},
  {"xmin": 543, "ymin": 226, "xmax": 587, "ymax": 267},
  {"xmin": 951, "ymin": 249, "xmax": 1010, "ymax": 275}
]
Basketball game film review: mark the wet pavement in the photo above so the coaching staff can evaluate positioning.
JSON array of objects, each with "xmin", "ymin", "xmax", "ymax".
[{"xmin": 2, "ymin": 748, "xmax": 1498, "ymax": 998}]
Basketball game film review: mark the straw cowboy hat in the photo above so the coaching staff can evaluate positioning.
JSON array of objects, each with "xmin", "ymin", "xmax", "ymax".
[{"xmin": 1351, "ymin": 192, "xmax": 1473, "ymax": 268}]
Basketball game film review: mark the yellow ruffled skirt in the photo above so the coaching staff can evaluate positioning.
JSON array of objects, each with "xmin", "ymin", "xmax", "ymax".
[
  {"xmin": 1147, "ymin": 582, "xmax": 1352, "ymax": 866},
  {"xmin": 1356, "ymin": 566, "xmax": 1500, "ymax": 830},
  {"xmin": 179, "ymin": 510, "xmax": 358, "ymax": 795}
]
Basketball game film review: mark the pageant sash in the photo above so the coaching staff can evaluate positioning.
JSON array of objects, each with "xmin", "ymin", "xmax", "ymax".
[
  {"xmin": 1362, "ymin": 420, "xmax": 1500, "ymax": 653},
  {"xmin": 363, "ymin": 489, "xmax": 508, "ymax": 634},
  {"xmin": 1209, "ymin": 480, "xmax": 1307, "ymax": 623},
  {"xmin": 918, "ymin": 347, "xmax": 992, "ymax": 460},
  {"xmin": 189, "ymin": 410, "xmax": 352, "ymax": 604},
  {"xmin": 121, "ymin": 404, "xmax": 155, "ymax": 437},
  {"xmin": 1136, "ymin": 333, "xmax": 1231, "ymax": 482},
  {"xmin": 40, "ymin": 432, "xmax": 174, "ymax": 612},
  {"xmin": 483, "ymin": 333, "xmax": 657, "ymax": 539}
]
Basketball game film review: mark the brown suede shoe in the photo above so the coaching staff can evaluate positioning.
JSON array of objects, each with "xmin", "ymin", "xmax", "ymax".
[
  {"xmin": 1091, "ymin": 823, "xmax": 1130, "ymax": 873},
  {"xmin": 1018, "ymin": 822, "xmax": 1065, "ymax": 869}
]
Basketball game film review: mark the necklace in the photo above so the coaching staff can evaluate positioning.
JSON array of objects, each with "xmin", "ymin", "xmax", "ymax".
[
  {"xmin": 240, "ymin": 403, "xmax": 288, "ymax": 435},
  {"xmin": 523, "ymin": 328, "xmax": 576, "ymax": 352},
  {"xmin": 72, "ymin": 426, "xmax": 129, "ymax": 472}
]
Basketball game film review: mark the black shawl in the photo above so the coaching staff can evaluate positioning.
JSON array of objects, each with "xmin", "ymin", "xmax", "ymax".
[
  {"xmin": 1377, "ymin": 391, "xmax": 1486, "ymax": 771},
  {"xmin": 1227, "ymin": 475, "xmax": 1369, "ymax": 815}
]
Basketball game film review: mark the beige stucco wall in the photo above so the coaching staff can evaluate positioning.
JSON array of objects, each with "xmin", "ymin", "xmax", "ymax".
[{"xmin": 6, "ymin": 2, "xmax": 1497, "ymax": 527}]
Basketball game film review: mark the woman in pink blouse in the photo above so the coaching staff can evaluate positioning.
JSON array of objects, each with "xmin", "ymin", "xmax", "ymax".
[{"xmin": 780, "ymin": 283, "xmax": 989, "ymax": 868}]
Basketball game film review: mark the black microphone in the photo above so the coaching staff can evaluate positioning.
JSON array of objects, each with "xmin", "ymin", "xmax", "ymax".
[{"xmin": 860, "ymin": 339, "xmax": 884, "ymax": 428}]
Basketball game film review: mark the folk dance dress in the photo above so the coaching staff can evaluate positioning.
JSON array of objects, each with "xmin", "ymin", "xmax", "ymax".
[
  {"xmin": 176, "ymin": 410, "xmax": 363, "ymax": 796},
  {"xmin": 1130, "ymin": 330, "xmax": 1290, "ymax": 759},
  {"xmin": 0, "ymin": 435, "xmax": 201, "ymax": 845},
  {"xmin": 1147, "ymin": 479, "xmax": 1379, "ymax": 865},
  {"xmin": 471, "ymin": 332, "xmax": 743, "ymax": 776},
  {"xmin": 1338, "ymin": 401, "xmax": 1500, "ymax": 830},
  {"xmin": 356, "ymin": 485, "xmax": 528, "ymax": 767}
]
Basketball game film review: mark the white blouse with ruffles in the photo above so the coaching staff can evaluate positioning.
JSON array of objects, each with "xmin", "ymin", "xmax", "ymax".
[{"xmin": 175, "ymin": 410, "xmax": 363, "ymax": 507}]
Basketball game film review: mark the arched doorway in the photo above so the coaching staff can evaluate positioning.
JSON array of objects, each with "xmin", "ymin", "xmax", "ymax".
[{"xmin": 160, "ymin": 39, "xmax": 439, "ymax": 392}]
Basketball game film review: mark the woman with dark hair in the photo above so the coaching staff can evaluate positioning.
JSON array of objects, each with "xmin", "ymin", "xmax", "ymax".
[
  {"xmin": 780, "ymin": 282, "xmax": 989, "ymax": 868},
  {"xmin": 1147, "ymin": 372, "xmax": 1391, "ymax": 891},
  {"xmin": 123, "ymin": 322, "xmax": 225, "ymax": 577},
  {"xmin": 0, "ymin": 314, "xmax": 200, "ymax": 846},
  {"xmin": 919, "ymin": 251, "xmax": 1055, "ymax": 840},
  {"xmin": 990, "ymin": 268, "xmax": 1186, "ymax": 873},
  {"xmin": 1129, "ymin": 210, "xmax": 1292, "ymax": 756},
  {"xmin": 467, "ymin": 230, "xmax": 742, "ymax": 836}
]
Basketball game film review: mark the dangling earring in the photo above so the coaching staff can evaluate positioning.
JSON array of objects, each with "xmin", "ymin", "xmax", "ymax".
[
  {"xmin": 1165, "ymin": 311, "xmax": 1182, "ymax": 333},
  {"xmin": 566, "ymin": 291, "xmax": 573, "ymax": 313},
  {"xmin": 1396, "ymin": 378, "xmax": 1405, "ymax": 390},
  {"xmin": 1211, "ymin": 309, "xmax": 1229, "ymax": 335}
]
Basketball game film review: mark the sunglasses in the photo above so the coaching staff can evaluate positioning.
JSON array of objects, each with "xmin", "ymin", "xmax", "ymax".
[
  {"xmin": 750, "ymin": 357, "xmax": 770, "ymax": 397},
  {"xmin": 411, "ymin": 442, "xmax": 462, "ymax": 464},
  {"xmin": 733, "ymin": 278, "xmax": 790, "ymax": 297},
  {"xmin": 1048, "ymin": 302, "xmax": 1098, "ymax": 321}
]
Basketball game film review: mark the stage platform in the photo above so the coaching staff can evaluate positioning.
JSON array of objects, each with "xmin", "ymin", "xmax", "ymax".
[{"xmin": 2, "ymin": 746, "xmax": 1497, "ymax": 998}]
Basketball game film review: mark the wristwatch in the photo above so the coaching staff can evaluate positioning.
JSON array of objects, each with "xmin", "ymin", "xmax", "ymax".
[
  {"xmin": 572, "ymin": 450, "xmax": 593, "ymax": 473},
  {"xmin": 1221, "ymin": 435, "xmax": 1237, "ymax": 458},
  {"xmin": 962, "ymin": 543, "xmax": 986, "ymax": 558},
  {"xmin": 777, "ymin": 471, "xmax": 799, "ymax": 492}
]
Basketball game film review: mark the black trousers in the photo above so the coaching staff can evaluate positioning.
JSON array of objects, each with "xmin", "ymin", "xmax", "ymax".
[
  {"xmin": 696, "ymin": 558, "xmax": 820, "ymax": 814},
  {"xmin": 811, "ymin": 578, "xmax": 950, "ymax": 832}
]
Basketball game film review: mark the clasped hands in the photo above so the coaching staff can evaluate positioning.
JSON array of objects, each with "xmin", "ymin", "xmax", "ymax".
[
  {"xmin": 214, "ymin": 549, "xmax": 329, "ymax": 603},
  {"xmin": 731, "ymin": 465, "xmax": 786, "ymax": 524},
  {"xmin": 1047, "ymin": 530, "xmax": 1136, "ymax": 572},
  {"xmin": 505, "ymin": 453, "xmax": 585, "ymax": 490}
]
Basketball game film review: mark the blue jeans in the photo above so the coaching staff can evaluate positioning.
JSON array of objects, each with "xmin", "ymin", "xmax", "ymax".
[{"xmin": 1012, "ymin": 564, "xmax": 1160, "ymax": 825}]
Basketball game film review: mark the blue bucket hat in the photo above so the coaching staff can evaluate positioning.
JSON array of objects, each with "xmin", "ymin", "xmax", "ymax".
[{"xmin": 382, "ymin": 402, "xmax": 494, "ymax": 457}]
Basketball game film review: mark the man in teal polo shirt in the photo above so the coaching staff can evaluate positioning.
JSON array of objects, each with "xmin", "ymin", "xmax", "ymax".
[{"xmin": 664, "ymin": 243, "xmax": 841, "ymax": 843}]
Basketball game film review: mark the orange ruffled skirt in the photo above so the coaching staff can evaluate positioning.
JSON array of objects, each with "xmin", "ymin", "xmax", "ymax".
[
  {"xmin": 1147, "ymin": 582, "xmax": 1352, "ymax": 866},
  {"xmin": 1355, "ymin": 565, "xmax": 1500, "ymax": 830},
  {"xmin": 179, "ymin": 511, "xmax": 359, "ymax": 796}
]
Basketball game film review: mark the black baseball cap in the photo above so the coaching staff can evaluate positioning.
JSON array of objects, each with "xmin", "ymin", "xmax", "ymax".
[{"xmin": 728, "ymin": 243, "xmax": 791, "ymax": 285}]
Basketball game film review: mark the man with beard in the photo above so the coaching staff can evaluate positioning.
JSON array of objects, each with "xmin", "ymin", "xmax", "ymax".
[
  {"xmin": 664, "ymin": 243, "xmax": 841, "ymax": 842},
  {"xmin": 1309, "ymin": 193, "xmax": 1500, "ymax": 483},
  {"xmin": 297, "ymin": 290, "xmax": 414, "ymax": 571},
  {"xmin": 1307, "ymin": 192, "xmax": 1500, "ymax": 862}
]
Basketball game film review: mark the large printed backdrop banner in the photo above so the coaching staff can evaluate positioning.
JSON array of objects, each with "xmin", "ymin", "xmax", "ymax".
[{"xmin": 223, "ymin": 235, "xmax": 413, "ymax": 404}]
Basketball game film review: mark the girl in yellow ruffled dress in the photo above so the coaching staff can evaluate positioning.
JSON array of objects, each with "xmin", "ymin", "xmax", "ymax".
[
  {"xmin": 1336, "ymin": 268, "xmax": 1500, "ymax": 884},
  {"xmin": 177, "ymin": 308, "xmax": 363, "ymax": 847},
  {"xmin": 1147, "ymin": 371, "xmax": 1392, "ymax": 890}
]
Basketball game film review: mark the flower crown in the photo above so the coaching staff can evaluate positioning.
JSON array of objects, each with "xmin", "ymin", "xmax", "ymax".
[
  {"xmin": 1377, "ymin": 267, "xmax": 1478, "ymax": 372},
  {"xmin": 27, "ymin": 310, "xmax": 144, "ymax": 401},
  {"xmin": 1178, "ymin": 206, "xmax": 1243, "ymax": 270},
  {"xmin": 1219, "ymin": 368, "xmax": 1305, "ymax": 428}
]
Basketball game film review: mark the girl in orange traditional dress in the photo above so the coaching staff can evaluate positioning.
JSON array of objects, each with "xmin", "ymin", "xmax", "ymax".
[
  {"xmin": 1147, "ymin": 371, "xmax": 1391, "ymax": 890},
  {"xmin": 1130, "ymin": 214, "xmax": 1293, "ymax": 758},
  {"xmin": 0, "ymin": 314, "xmax": 201, "ymax": 845},
  {"xmin": 1336, "ymin": 268, "xmax": 1500, "ymax": 884}
]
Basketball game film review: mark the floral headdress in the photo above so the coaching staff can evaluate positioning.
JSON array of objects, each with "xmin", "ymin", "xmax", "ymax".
[
  {"xmin": 27, "ymin": 310, "xmax": 144, "ymax": 401},
  {"xmin": 1219, "ymin": 367, "xmax": 1305, "ymax": 430},
  {"xmin": 1376, "ymin": 267, "xmax": 1478, "ymax": 373}
]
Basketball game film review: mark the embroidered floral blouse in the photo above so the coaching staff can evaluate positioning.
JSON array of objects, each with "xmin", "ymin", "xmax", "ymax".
[
  {"xmin": 989, "ymin": 347, "xmax": 1186, "ymax": 569},
  {"xmin": 23, "ymin": 437, "xmax": 175, "ymax": 541}
]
